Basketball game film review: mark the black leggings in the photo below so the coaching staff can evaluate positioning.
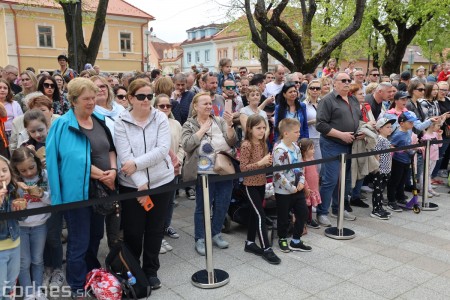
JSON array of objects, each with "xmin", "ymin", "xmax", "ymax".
[
  {"xmin": 372, "ymin": 172, "xmax": 390, "ymax": 211},
  {"xmin": 275, "ymin": 192, "xmax": 308, "ymax": 240},
  {"xmin": 387, "ymin": 160, "xmax": 410, "ymax": 204},
  {"xmin": 245, "ymin": 185, "xmax": 270, "ymax": 249}
]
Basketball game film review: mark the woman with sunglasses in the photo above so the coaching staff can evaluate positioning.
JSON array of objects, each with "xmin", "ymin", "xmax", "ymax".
[
  {"xmin": 115, "ymin": 79, "xmax": 174, "ymax": 290},
  {"xmin": 37, "ymin": 75, "xmax": 69, "ymax": 115},
  {"xmin": 14, "ymin": 71, "xmax": 38, "ymax": 112},
  {"xmin": 114, "ymin": 86, "xmax": 129, "ymax": 109},
  {"xmin": 303, "ymin": 80, "xmax": 322, "ymax": 164},
  {"xmin": 0, "ymin": 78, "xmax": 23, "ymax": 141}
]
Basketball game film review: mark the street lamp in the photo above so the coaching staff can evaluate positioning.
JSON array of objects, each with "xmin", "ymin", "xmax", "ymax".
[
  {"xmin": 144, "ymin": 27, "xmax": 153, "ymax": 72},
  {"xmin": 427, "ymin": 39, "xmax": 434, "ymax": 74},
  {"xmin": 408, "ymin": 49, "xmax": 414, "ymax": 76}
]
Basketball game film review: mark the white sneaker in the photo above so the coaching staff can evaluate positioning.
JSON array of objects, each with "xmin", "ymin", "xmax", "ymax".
[
  {"xmin": 161, "ymin": 239, "xmax": 173, "ymax": 251},
  {"xmin": 49, "ymin": 269, "xmax": 65, "ymax": 290},
  {"xmin": 159, "ymin": 245, "xmax": 167, "ymax": 254},
  {"xmin": 361, "ymin": 186, "xmax": 374, "ymax": 192},
  {"xmin": 24, "ymin": 295, "xmax": 35, "ymax": 300},
  {"xmin": 429, "ymin": 190, "xmax": 440, "ymax": 197},
  {"xmin": 43, "ymin": 267, "xmax": 52, "ymax": 287},
  {"xmin": 36, "ymin": 290, "xmax": 49, "ymax": 300}
]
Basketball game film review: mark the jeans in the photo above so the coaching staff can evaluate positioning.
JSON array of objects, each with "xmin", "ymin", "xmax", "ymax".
[
  {"xmin": 0, "ymin": 244, "xmax": 20, "ymax": 300},
  {"xmin": 351, "ymin": 178, "xmax": 364, "ymax": 199},
  {"xmin": 194, "ymin": 176, "xmax": 233, "ymax": 240},
  {"xmin": 64, "ymin": 207, "xmax": 105, "ymax": 292},
  {"xmin": 317, "ymin": 137, "xmax": 351, "ymax": 216},
  {"xmin": 165, "ymin": 176, "xmax": 179, "ymax": 229},
  {"xmin": 44, "ymin": 212, "xmax": 63, "ymax": 270},
  {"xmin": 19, "ymin": 223, "xmax": 47, "ymax": 297},
  {"xmin": 387, "ymin": 160, "xmax": 410, "ymax": 203}
]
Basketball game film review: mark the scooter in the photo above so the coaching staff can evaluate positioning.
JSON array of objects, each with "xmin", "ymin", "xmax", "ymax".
[{"xmin": 397, "ymin": 155, "xmax": 421, "ymax": 214}]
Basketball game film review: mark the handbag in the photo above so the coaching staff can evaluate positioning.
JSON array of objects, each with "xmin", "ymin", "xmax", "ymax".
[
  {"xmin": 89, "ymin": 179, "xmax": 120, "ymax": 216},
  {"xmin": 213, "ymin": 151, "xmax": 239, "ymax": 175}
]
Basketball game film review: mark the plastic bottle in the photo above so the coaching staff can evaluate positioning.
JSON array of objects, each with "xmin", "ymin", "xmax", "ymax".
[{"xmin": 127, "ymin": 271, "xmax": 136, "ymax": 285}]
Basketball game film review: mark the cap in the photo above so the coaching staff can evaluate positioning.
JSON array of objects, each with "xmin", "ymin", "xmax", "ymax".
[
  {"xmin": 400, "ymin": 71, "xmax": 411, "ymax": 80},
  {"xmin": 398, "ymin": 111, "xmax": 418, "ymax": 123},
  {"xmin": 376, "ymin": 118, "xmax": 396, "ymax": 130},
  {"xmin": 394, "ymin": 91, "xmax": 410, "ymax": 100}
]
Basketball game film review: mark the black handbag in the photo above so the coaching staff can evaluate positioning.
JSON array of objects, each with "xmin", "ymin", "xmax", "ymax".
[{"xmin": 89, "ymin": 179, "xmax": 120, "ymax": 216}]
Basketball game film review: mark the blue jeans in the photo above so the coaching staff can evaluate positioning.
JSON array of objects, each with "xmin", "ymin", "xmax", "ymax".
[
  {"xmin": 44, "ymin": 212, "xmax": 63, "ymax": 270},
  {"xmin": 165, "ymin": 176, "xmax": 179, "ymax": 229},
  {"xmin": 351, "ymin": 178, "xmax": 364, "ymax": 199},
  {"xmin": 317, "ymin": 137, "xmax": 351, "ymax": 216},
  {"xmin": 19, "ymin": 223, "xmax": 47, "ymax": 297},
  {"xmin": 195, "ymin": 176, "xmax": 233, "ymax": 240},
  {"xmin": 0, "ymin": 244, "xmax": 20, "ymax": 300},
  {"xmin": 64, "ymin": 207, "xmax": 105, "ymax": 292}
]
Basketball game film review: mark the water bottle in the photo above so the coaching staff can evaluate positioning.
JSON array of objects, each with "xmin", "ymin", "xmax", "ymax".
[{"xmin": 127, "ymin": 271, "xmax": 136, "ymax": 285}]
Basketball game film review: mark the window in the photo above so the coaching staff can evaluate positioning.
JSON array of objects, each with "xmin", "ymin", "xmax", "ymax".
[
  {"xmin": 38, "ymin": 26, "xmax": 52, "ymax": 48},
  {"xmin": 205, "ymin": 50, "xmax": 210, "ymax": 62},
  {"xmin": 217, "ymin": 50, "xmax": 222, "ymax": 60},
  {"xmin": 187, "ymin": 52, "xmax": 192, "ymax": 63},
  {"xmin": 233, "ymin": 48, "xmax": 238, "ymax": 60},
  {"xmin": 195, "ymin": 51, "xmax": 200, "ymax": 63},
  {"xmin": 223, "ymin": 49, "xmax": 228, "ymax": 58},
  {"xmin": 120, "ymin": 32, "xmax": 131, "ymax": 52}
]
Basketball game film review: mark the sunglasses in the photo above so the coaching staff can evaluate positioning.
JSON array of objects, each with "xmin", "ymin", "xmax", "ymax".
[
  {"xmin": 116, "ymin": 95, "xmax": 126, "ymax": 100},
  {"xmin": 134, "ymin": 94, "xmax": 154, "ymax": 101},
  {"xmin": 340, "ymin": 79, "xmax": 352, "ymax": 84},
  {"xmin": 158, "ymin": 104, "xmax": 172, "ymax": 109},
  {"xmin": 415, "ymin": 88, "xmax": 425, "ymax": 92},
  {"xmin": 224, "ymin": 86, "xmax": 236, "ymax": 90},
  {"xmin": 293, "ymin": 81, "xmax": 300, "ymax": 84},
  {"xmin": 371, "ymin": 74, "xmax": 380, "ymax": 76},
  {"xmin": 239, "ymin": 71, "xmax": 247, "ymax": 74},
  {"xmin": 309, "ymin": 87, "xmax": 321, "ymax": 91},
  {"xmin": 43, "ymin": 83, "xmax": 55, "ymax": 89}
]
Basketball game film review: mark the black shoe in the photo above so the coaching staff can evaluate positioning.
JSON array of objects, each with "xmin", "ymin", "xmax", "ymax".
[
  {"xmin": 278, "ymin": 238, "xmax": 290, "ymax": 253},
  {"xmin": 370, "ymin": 209, "xmax": 389, "ymax": 220},
  {"xmin": 262, "ymin": 248, "xmax": 281, "ymax": 264},
  {"xmin": 244, "ymin": 242, "xmax": 264, "ymax": 256},
  {"xmin": 404, "ymin": 186, "xmax": 413, "ymax": 192},
  {"xmin": 350, "ymin": 197, "xmax": 370, "ymax": 208},
  {"xmin": 397, "ymin": 198, "xmax": 407, "ymax": 205},
  {"xmin": 344, "ymin": 201, "xmax": 353, "ymax": 212},
  {"xmin": 289, "ymin": 240, "xmax": 312, "ymax": 252},
  {"xmin": 379, "ymin": 207, "xmax": 392, "ymax": 217},
  {"xmin": 387, "ymin": 202, "xmax": 402, "ymax": 212},
  {"xmin": 306, "ymin": 219, "xmax": 320, "ymax": 229},
  {"xmin": 148, "ymin": 276, "xmax": 161, "ymax": 290}
]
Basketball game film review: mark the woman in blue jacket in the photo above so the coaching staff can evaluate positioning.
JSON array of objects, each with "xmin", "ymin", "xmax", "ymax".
[{"xmin": 274, "ymin": 83, "xmax": 309, "ymax": 141}]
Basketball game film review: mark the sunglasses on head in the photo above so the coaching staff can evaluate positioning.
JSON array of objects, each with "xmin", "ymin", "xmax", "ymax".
[
  {"xmin": 43, "ymin": 83, "xmax": 55, "ymax": 89},
  {"xmin": 116, "ymin": 95, "xmax": 126, "ymax": 100},
  {"xmin": 158, "ymin": 104, "xmax": 172, "ymax": 109},
  {"xmin": 415, "ymin": 88, "xmax": 425, "ymax": 92},
  {"xmin": 340, "ymin": 79, "xmax": 352, "ymax": 84},
  {"xmin": 224, "ymin": 85, "xmax": 235, "ymax": 90},
  {"xmin": 134, "ymin": 94, "xmax": 154, "ymax": 101},
  {"xmin": 309, "ymin": 87, "xmax": 321, "ymax": 91}
]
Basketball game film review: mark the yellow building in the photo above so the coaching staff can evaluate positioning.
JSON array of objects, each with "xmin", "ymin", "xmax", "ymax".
[{"xmin": 0, "ymin": 0, "xmax": 154, "ymax": 73}]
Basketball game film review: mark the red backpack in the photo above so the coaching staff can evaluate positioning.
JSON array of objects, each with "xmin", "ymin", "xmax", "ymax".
[{"xmin": 85, "ymin": 268, "xmax": 122, "ymax": 300}]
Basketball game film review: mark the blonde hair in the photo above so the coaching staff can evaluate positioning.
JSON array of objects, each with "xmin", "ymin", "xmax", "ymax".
[
  {"xmin": 191, "ymin": 92, "xmax": 210, "ymax": 117},
  {"xmin": 67, "ymin": 78, "xmax": 98, "ymax": 106},
  {"xmin": 20, "ymin": 70, "xmax": 38, "ymax": 94},
  {"xmin": 154, "ymin": 77, "xmax": 174, "ymax": 96},
  {"xmin": 278, "ymin": 118, "xmax": 300, "ymax": 138},
  {"xmin": 245, "ymin": 85, "xmax": 260, "ymax": 97},
  {"xmin": 90, "ymin": 75, "xmax": 114, "ymax": 107},
  {"xmin": 365, "ymin": 82, "xmax": 379, "ymax": 95}
]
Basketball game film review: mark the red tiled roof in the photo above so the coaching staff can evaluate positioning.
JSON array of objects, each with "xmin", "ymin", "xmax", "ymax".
[
  {"xmin": 1, "ymin": 0, "xmax": 154, "ymax": 20},
  {"xmin": 151, "ymin": 42, "xmax": 182, "ymax": 60}
]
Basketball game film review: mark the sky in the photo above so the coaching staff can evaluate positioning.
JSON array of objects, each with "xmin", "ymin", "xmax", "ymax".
[{"xmin": 126, "ymin": 0, "xmax": 232, "ymax": 43}]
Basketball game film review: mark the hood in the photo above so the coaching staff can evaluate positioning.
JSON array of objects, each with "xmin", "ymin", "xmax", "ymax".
[{"xmin": 94, "ymin": 101, "xmax": 125, "ymax": 119}]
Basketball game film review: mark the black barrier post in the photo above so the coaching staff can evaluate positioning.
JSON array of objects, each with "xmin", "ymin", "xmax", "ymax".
[
  {"xmin": 324, "ymin": 153, "xmax": 356, "ymax": 240},
  {"xmin": 422, "ymin": 139, "xmax": 439, "ymax": 211},
  {"xmin": 191, "ymin": 175, "xmax": 230, "ymax": 288}
]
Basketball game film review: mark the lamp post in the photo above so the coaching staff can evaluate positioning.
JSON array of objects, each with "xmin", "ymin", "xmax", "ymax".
[
  {"xmin": 427, "ymin": 39, "xmax": 434, "ymax": 74},
  {"xmin": 408, "ymin": 49, "xmax": 414, "ymax": 76},
  {"xmin": 144, "ymin": 27, "xmax": 153, "ymax": 72}
]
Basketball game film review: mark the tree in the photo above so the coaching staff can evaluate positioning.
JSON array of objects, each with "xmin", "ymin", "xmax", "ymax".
[
  {"xmin": 243, "ymin": 0, "xmax": 367, "ymax": 73},
  {"xmin": 59, "ymin": 0, "xmax": 109, "ymax": 73}
]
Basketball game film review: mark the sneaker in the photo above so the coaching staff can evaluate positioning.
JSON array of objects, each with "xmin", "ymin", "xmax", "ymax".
[
  {"xmin": 316, "ymin": 215, "xmax": 331, "ymax": 227},
  {"xmin": 350, "ymin": 197, "xmax": 370, "ymax": 208},
  {"xmin": 344, "ymin": 201, "xmax": 353, "ymax": 212},
  {"xmin": 244, "ymin": 242, "xmax": 264, "ymax": 256},
  {"xmin": 429, "ymin": 190, "xmax": 440, "ymax": 197},
  {"xmin": 148, "ymin": 276, "xmax": 162, "ymax": 290},
  {"xmin": 159, "ymin": 245, "xmax": 167, "ymax": 254},
  {"xmin": 306, "ymin": 219, "xmax": 320, "ymax": 229},
  {"xmin": 161, "ymin": 239, "xmax": 173, "ymax": 251},
  {"xmin": 195, "ymin": 239, "xmax": 205, "ymax": 256},
  {"xmin": 278, "ymin": 238, "xmax": 290, "ymax": 253},
  {"xmin": 36, "ymin": 290, "xmax": 49, "ymax": 300},
  {"xmin": 212, "ymin": 234, "xmax": 229, "ymax": 249},
  {"xmin": 330, "ymin": 210, "xmax": 356, "ymax": 221},
  {"xmin": 262, "ymin": 248, "xmax": 281, "ymax": 264},
  {"xmin": 370, "ymin": 210, "xmax": 390, "ymax": 220},
  {"xmin": 289, "ymin": 240, "xmax": 312, "ymax": 252},
  {"xmin": 438, "ymin": 169, "xmax": 448, "ymax": 178},
  {"xmin": 379, "ymin": 207, "xmax": 392, "ymax": 217},
  {"xmin": 387, "ymin": 202, "xmax": 402, "ymax": 212},
  {"xmin": 43, "ymin": 267, "xmax": 52, "ymax": 287},
  {"xmin": 361, "ymin": 186, "xmax": 374, "ymax": 192},
  {"xmin": 186, "ymin": 188, "xmax": 196, "ymax": 200},
  {"xmin": 165, "ymin": 227, "xmax": 180, "ymax": 239},
  {"xmin": 397, "ymin": 198, "xmax": 409, "ymax": 205},
  {"xmin": 49, "ymin": 269, "xmax": 65, "ymax": 290}
]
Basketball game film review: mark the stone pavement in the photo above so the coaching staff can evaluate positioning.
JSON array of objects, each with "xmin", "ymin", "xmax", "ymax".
[{"xmin": 92, "ymin": 184, "xmax": 450, "ymax": 300}]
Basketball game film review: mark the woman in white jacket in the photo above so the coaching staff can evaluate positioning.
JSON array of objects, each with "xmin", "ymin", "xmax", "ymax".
[{"xmin": 115, "ymin": 79, "xmax": 174, "ymax": 290}]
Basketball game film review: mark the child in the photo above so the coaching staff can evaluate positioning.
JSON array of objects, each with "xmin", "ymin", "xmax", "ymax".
[
  {"xmin": 11, "ymin": 147, "xmax": 51, "ymax": 300},
  {"xmin": 371, "ymin": 118, "xmax": 396, "ymax": 220},
  {"xmin": 421, "ymin": 122, "xmax": 442, "ymax": 196},
  {"xmin": 239, "ymin": 115, "xmax": 280, "ymax": 264},
  {"xmin": 217, "ymin": 58, "xmax": 236, "ymax": 96},
  {"xmin": 273, "ymin": 119, "xmax": 311, "ymax": 252},
  {"xmin": 0, "ymin": 155, "xmax": 24, "ymax": 300},
  {"xmin": 20, "ymin": 109, "xmax": 48, "ymax": 168},
  {"xmin": 387, "ymin": 112, "xmax": 417, "ymax": 212},
  {"xmin": 299, "ymin": 138, "xmax": 321, "ymax": 229}
]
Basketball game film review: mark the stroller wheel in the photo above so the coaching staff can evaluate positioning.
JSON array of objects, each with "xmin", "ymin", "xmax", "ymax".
[
  {"xmin": 413, "ymin": 204, "xmax": 421, "ymax": 214},
  {"xmin": 222, "ymin": 215, "xmax": 231, "ymax": 233}
]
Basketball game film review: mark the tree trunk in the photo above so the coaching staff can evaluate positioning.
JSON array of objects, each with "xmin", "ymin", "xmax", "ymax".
[{"xmin": 259, "ymin": 28, "xmax": 269, "ymax": 73}]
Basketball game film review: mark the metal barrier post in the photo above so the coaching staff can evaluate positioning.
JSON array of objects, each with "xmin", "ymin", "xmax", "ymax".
[
  {"xmin": 191, "ymin": 175, "xmax": 230, "ymax": 288},
  {"xmin": 324, "ymin": 153, "xmax": 355, "ymax": 240},
  {"xmin": 422, "ymin": 140, "xmax": 439, "ymax": 211}
]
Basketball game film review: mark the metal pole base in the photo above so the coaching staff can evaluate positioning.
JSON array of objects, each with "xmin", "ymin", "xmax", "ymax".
[
  {"xmin": 191, "ymin": 269, "xmax": 230, "ymax": 289},
  {"xmin": 422, "ymin": 202, "xmax": 439, "ymax": 211},
  {"xmin": 324, "ymin": 227, "xmax": 356, "ymax": 240}
]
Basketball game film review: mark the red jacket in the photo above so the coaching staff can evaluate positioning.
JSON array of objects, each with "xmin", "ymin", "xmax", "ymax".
[{"xmin": 438, "ymin": 70, "xmax": 450, "ymax": 82}]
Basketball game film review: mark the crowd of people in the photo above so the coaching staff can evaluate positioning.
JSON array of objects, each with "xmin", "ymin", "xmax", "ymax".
[{"xmin": 1, "ymin": 55, "xmax": 450, "ymax": 299}]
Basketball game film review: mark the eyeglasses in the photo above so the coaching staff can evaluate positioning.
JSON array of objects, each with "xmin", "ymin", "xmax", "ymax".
[
  {"xmin": 7, "ymin": 72, "xmax": 18, "ymax": 76},
  {"xmin": 134, "ymin": 94, "xmax": 154, "ymax": 101},
  {"xmin": 97, "ymin": 84, "xmax": 108, "ymax": 90},
  {"xmin": 340, "ymin": 79, "xmax": 352, "ymax": 84},
  {"xmin": 239, "ymin": 71, "xmax": 247, "ymax": 74},
  {"xmin": 309, "ymin": 87, "xmax": 321, "ymax": 91},
  {"xmin": 158, "ymin": 104, "xmax": 172, "ymax": 109},
  {"xmin": 293, "ymin": 81, "xmax": 300, "ymax": 84},
  {"xmin": 43, "ymin": 83, "xmax": 55, "ymax": 89},
  {"xmin": 415, "ymin": 88, "xmax": 425, "ymax": 92},
  {"xmin": 224, "ymin": 86, "xmax": 235, "ymax": 90},
  {"xmin": 371, "ymin": 73, "xmax": 380, "ymax": 76},
  {"xmin": 116, "ymin": 95, "xmax": 126, "ymax": 100}
]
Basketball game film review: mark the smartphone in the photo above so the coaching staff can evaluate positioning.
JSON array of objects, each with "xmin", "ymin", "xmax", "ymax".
[
  {"xmin": 225, "ymin": 99, "xmax": 232, "ymax": 113},
  {"xmin": 143, "ymin": 196, "xmax": 154, "ymax": 211}
]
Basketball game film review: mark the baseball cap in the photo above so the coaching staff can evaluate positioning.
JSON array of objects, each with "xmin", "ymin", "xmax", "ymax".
[
  {"xmin": 394, "ymin": 91, "xmax": 410, "ymax": 100},
  {"xmin": 398, "ymin": 111, "xmax": 418, "ymax": 123},
  {"xmin": 400, "ymin": 71, "xmax": 411, "ymax": 80},
  {"xmin": 376, "ymin": 118, "xmax": 396, "ymax": 130}
]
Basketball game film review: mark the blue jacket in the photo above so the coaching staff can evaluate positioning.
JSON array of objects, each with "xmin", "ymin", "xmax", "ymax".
[
  {"xmin": 0, "ymin": 185, "xmax": 21, "ymax": 242},
  {"xmin": 274, "ymin": 102, "xmax": 309, "ymax": 141},
  {"xmin": 46, "ymin": 109, "xmax": 113, "ymax": 205}
]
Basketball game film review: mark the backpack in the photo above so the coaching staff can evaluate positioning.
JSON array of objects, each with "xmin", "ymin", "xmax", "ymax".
[
  {"xmin": 85, "ymin": 268, "xmax": 122, "ymax": 300},
  {"xmin": 105, "ymin": 243, "xmax": 151, "ymax": 300}
]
